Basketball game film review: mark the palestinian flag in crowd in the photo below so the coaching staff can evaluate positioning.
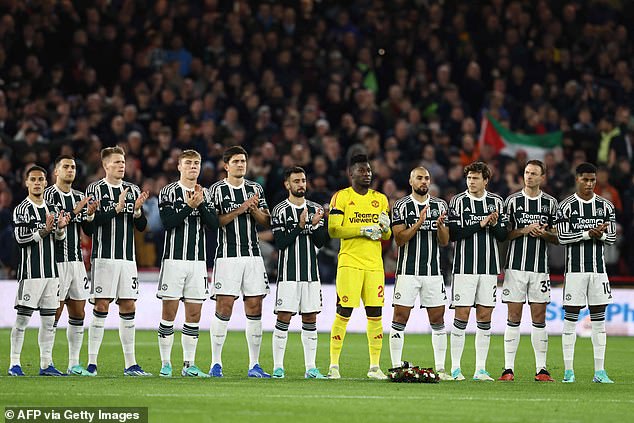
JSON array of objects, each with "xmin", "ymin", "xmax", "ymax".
[{"xmin": 479, "ymin": 114, "xmax": 562, "ymax": 160}]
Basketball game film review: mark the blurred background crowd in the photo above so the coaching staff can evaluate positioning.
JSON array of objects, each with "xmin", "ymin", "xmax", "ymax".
[{"xmin": 0, "ymin": 0, "xmax": 633, "ymax": 281}]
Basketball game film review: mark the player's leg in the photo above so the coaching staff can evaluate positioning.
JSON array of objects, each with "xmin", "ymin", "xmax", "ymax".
[
  {"xmin": 66, "ymin": 299, "xmax": 88, "ymax": 375},
  {"xmin": 9, "ymin": 280, "xmax": 35, "ymax": 376},
  {"xmin": 427, "ymin": 306, "xmax": 448, "ymax": 377},
  {"xmin": 87, "ymin": 298, "xmax": 110, "ymax": 374},
  {"xmin": 179, "ymin": 261, "xmax": 209, "ymax": 377},
  {"xmin": 450, "ymin": 274, "xmax": 478, "ymax": 380},
  {"xmin": 529, "ymin": 302, "xmax": 553, "ymax": 381},
  {"xmin": 451, "ymin": 306, "xmax": 470, "ymax": 380},
  {"xmin": 390, "ymin": 305, "xmax": 410, "ymax": 368},
  {"xmin": 362, "ymin": 270, "xmax": 386, "ymax": 378},
  {"xmin": 243, "ymin": 257, "xmax": 270, "ymax": 377},
  {"xmin": 422, "ymin": 275, "xmax": 448, "ymax": 377},
  {"xmin": 181, "ymin": 301, "xmax": 208, "ymax": 377},
  {"xmin": 500, "ymin": 302, "xmax": 523, "ymax": 380},
  {"xmin": 209, "ymin": 257, "xmax": 240, "ymax": 376},
  {"xmin": 210, "ymin": 294, "xmax": 235, "ymax": 376},
  {"xmin": 329, "ymin": 266, "xmax": 361, "ymax": 378},
  {"xmin": 272, "ymin": 280, "xmax": 300, "ymax": 378},
  {"xmin": 87, "ymin": 258, "xmax": 118, "ymax": 375},
  {"xmin": 300, "ymin": 282, "xmax": 325, "ymax": 378},
  {"xmin": 301, "ymin": 312, "xmax": 324, "ymax": 378},
  {"xmin": 561, "ymin": 273, "xmax": 588, "ymax": 383},
  {"xmin": 589, "ymin": 273, "xmax": 613, "ymax": 383},
  {"xmin": 158, "ymin": 299, "xmax": 179, "ymax": 377},
  {"xmin": 38, "ymin": 277, "xmax": 64, "ymax": 375},
  {"xmin": 390, "ymin": 275, "xmax": 417, "ymax": 368},
  {"xmin": 526, "ymin": 272, "xmax": 552, "ymax": 381},
  {"xmin": 245, "ymin": 295, "xmax": 269, "ymax": 377},
  {"xmin": 472, "ymin": 275, "xmax": 496, "ymax": 381},
  {"xmin": 473, "ymin": 305, "xmax": 494, "ymax": 380},
  {"xmin": 329, "ymin": 303, "xmax": 353, "ymax": 379},
  {"xmin": 500, "ymin": 269, "xmax": 528, "ymax": 380},
  {"xmin": 65, "ymin": 262, "xmax": 90, "ymax": 375},
  {"xmin": 365, "ymin": 305, "xmax": 386, "ymax": 379},
  {"xmin": 118, "ymin": 261, "xmax": 149, "ymax": 376},
  {"xmin": 272, "ymin": 311, "xmax": 292, "ymax": 378}
]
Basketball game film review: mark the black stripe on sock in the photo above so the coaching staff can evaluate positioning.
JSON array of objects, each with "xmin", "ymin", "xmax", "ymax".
[
  {"xmin": 532, "ymin": 322, "xmax": 546, "ymax": 329},
  {"xmin": 246, "ymin": 314, "xmax": 262, "ymax": 321},
  {"xmin": 302, "ymin": 322, "xmax": 316, "ymax": 331},
  {"xmin": 430, "ymin": 323, "xmax": 445, "ymax": 331},
  {"xmin": 391, "ymin": 321, "xmax": 406, "ymax": 331},
  {"xmin": 564, "ymin": 311, "xmax": 579, "ymax": 322},
  {"xmin": 119, "ymin": 312, "xmax": 135, "ymax": 321},
  {"xmin": 40, "ymin": 308, "xmax": 57, "ymax": 317},
  {"xmin": 275, "ymin": 320, "xmax": 289, "ymax": 331},
  {"xmin": 215, "ymin": 312, "xmax": 230, "ymax": 322},
  {"xmin": 93, "ymin": 310, "xmax": 108, "ymax": 318},
  {"xmin": 507, "ymin": 320, "xmax": 520, "ymax": 327},
  {"xmin": 477, "ymin": 321, "xmax": 491, "ymax": 331},
  {"xmin": 453, "ymin": 319, "xmax": 467, "ymax": 330}
]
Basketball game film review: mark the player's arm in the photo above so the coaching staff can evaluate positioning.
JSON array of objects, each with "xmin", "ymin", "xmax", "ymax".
[
  {"xmin": 250, "ymin": 206, "xmax": 271, "ymax": 229},
  {"xmin": 159, "ymin": 190, "xmax": 195, "ymax": 230},
  {"xmin": 540, "ymin": 227, "xmax": 559, "ymax": 244},
  {"xmin": 437, "ymin": 210, "xmax": 449, "ymax": 247},
  {"xmin": 598, "ymin": 203, "xmax": 617, "ymax": 245},
  {"xmin": 199, "ymin": 189, "xmax": 219, "ymax": 230},
  {"xmin": 556, "ymin": 206, "xmax": 585, "ymax": 244},
  {"xmin": 13, "ymin": 214, "xmax": 41, "ymax": 245},
  {"xmin": 447, "ymin": 200, "xmax": 487, "ymax": 241},
  {"xmin": 392, "ymin": 203, "xmax": 422, "ymax": 247},
  {"xmin": 311, "ymin": 225, "xmax": 329, "ymax": 249},
  {"xmin": 86, "ymin": 185, "xmax": 119, "ymax": 226},
  {"xmin": 328, "ymin": 190, "xmax": 363, "ymax": 239},
  {"xmin": 218, "ymin": 194, "xmax": 255, "ymax": 227},
  {"xmin": 271, "ymin": 210, "xmax": 302, "ymax": 250},
  {"xmin": 490, "ymin": 212, "xmax": 508, "ymax": 242}
]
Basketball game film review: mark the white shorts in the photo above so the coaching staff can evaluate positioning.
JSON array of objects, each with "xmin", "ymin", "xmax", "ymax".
[
  {"xmin": 211, "ymin": 256, "xmax": 270, "ymax": 299},
  {"xmin": 502, "ymin": 269, "xmax": 550, "ymax": 304},
  {"xmin": 563, "ymin": 272, "xmax": 612, "ymax": 307},
  {"xmin": 451, "ymin": 274, "xmax": 498, "ymax": 308},
  {"xmin": 158, "ymin": 259, "xmax": 209, "ymax": 302},
  {"xmin": 274, "ymin": 281, "xmax": 322, "ymax": 315},
  {"xmin": 15, "ymin": 278, "xmax": 59, "ymax": 310},
  {"xmin": 91, "ymin": 258, "xmax": 139, "ymax": 302},
  {"xmin": 393, "ymin": 275, "xmax": 447, "ymax": 308},
  {"xmin": 57, "ymin": 261, "xmax": 89, "ymax": 301}
]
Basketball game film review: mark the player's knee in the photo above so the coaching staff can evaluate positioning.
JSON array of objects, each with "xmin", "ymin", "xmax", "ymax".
[
  {"xmin": 336, "ymin": 305, "xmax": 353, "ymax": 318},
  {"xmin": 365, "ymin": 306, "xmax": 382, "ymax": 318},
  {"xmin": 392, "ymin": 306, "xmax": 410, "ymax": 323}
]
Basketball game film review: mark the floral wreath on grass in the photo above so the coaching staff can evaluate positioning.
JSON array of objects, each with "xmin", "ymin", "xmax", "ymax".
[{"xmin": 387, "ymin": 361, "xmax": 439, "ymax": 383}]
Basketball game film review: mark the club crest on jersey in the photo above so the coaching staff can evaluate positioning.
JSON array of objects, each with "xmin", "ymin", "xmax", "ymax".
[
  {"xmin": 597, "ymin": 208, "xmax": 604, "ymax": 216},
  {"xmin": 487, "ymin": 204, "xmax": 496, "ymax": 212},
  {"xmin": 542, "ymin": 205, "xmax": 550, "ymax": 212},
  {"xmin": 430, "ymin": 209, "xmax": 439, "ymax": 218},
  {"xmin": 371, "ymin": 200, "xmax": 380, "ymax": 208},
  {"xmin": 160, "ymin": 194, "xmax": 170, "ymax": 203}
]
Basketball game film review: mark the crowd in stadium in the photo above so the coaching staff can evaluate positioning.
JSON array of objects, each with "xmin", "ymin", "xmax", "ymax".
[{"xmin": 0, "ymin": 0, "xmax": 633, "ymax": 279}]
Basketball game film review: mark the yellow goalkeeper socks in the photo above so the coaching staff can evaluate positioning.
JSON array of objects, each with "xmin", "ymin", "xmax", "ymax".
[
  {"xmin": 367, "ymin": 316, "xmax": 383, "ymax": 367},
  {"xmin": 329, "ymin": 314, "xmax": 350, "ymax": 367}
]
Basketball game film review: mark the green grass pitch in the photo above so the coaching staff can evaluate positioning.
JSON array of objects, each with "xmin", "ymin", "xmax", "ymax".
[{"xmin": 0, "ymin": 329, "xmax": 632, "ymax": 422}]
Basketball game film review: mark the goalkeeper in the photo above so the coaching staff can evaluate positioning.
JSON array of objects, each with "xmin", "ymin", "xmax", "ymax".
[{"xmin": 326, "ymin": 154, "xmax": 391, "ymax": 379}]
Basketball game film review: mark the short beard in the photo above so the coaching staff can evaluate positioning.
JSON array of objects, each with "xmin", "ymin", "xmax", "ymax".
[
  {"xmin": 413, "ymin": 187, "xmax": 428, "ymax": 196},
  {"xmin": 291, "ymin": 189, "xmax": 305, "ymax": 198}
]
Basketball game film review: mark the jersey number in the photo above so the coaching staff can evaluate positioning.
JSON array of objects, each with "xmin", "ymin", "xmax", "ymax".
[{"xmin": 378, "ymin": 286, "xmax": 384, "ymax": 298}]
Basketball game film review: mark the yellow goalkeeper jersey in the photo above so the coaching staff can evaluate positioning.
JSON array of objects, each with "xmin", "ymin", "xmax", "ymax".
[{"xmin": 328, "ymin": 187, "xmax": 391, "ymax": 271}]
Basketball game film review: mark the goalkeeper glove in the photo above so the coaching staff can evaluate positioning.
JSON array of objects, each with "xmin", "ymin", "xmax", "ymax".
[
  {"xmin": 360, "ymin": 225, "xmax": 382, "ymax": 240},
  {"xmin": 378, "ymin": 212, "xmax": 390, "ymax": 233}
]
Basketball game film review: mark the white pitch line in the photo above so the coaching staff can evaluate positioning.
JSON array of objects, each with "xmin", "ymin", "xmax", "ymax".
[{"xmin": 2, "ymin": 391, "xmax": 630, "ymax": 404}]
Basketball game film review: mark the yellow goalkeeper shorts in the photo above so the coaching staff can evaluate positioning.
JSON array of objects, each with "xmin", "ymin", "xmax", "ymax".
[{"xmin": 335, "ymin": 266, "xmax": 385, "ymax": 308}]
